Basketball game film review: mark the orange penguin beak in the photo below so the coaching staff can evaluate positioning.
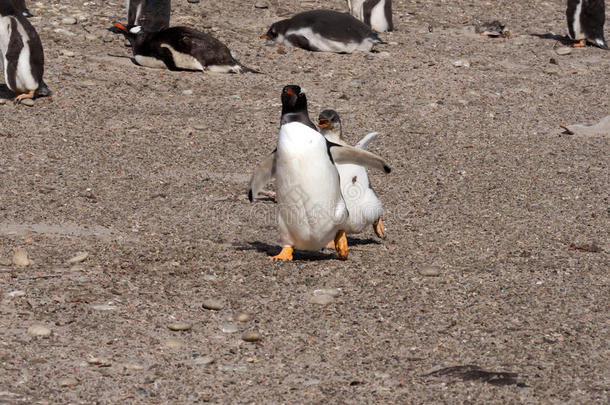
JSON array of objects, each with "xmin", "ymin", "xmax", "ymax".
[
  {"xmin": 260, "ymin": 34, "xmax": 269, "ymax": 40},
  {"xmin": 284, "ymin": 88, "xmax": 295, "ymax": 96},
  {"xmin": 113, "ymin": 22, "xmax": 127, "ymax": 32},
  {"xmin": 318, "ymin": 118, "xmax": 330, "ymax": 127}
]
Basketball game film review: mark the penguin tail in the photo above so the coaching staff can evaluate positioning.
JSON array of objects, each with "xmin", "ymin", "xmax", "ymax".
[
  {"xmin": 236, "ymin": 63, "xmax": 261, "ymax": 74},
  {"xmin": 34, "ymin": 81, "xmax": 52, "ymax": 99}
]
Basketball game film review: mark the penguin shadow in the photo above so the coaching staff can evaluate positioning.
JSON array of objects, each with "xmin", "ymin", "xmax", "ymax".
[
  {"xmin": 239, "ymin": 241, "xmax": 338, "ymax": 261},
  {"xmin": 0, "ymin": 84, "xmax": 15, "ymax": 100},
  {"xmin": 347, "ymin": 236, "xmax": 382, "ymax": 247},
  {"xmin": 530, "ymin": 33, "xmax": 575, "ymax": 46}
]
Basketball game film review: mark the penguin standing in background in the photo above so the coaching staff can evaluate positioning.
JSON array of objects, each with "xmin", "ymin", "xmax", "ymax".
[
  {"xmin": 0, "ymin": 0, "xmax": 51, "ymax": 102},
  {"xmin": 348, "ymin": 0, "xmax": 393, "ymax": 32},
  {"xmin": 12, "ymin": 0, "xmax": 32, "ymax": 18},
  {"xmin": 261, "ymin": 10, "xmax": 384, "ymax": 53},
  {"xmin": 317, "ymin": 109, "xmax": 386, "ymax": 239},
  {"xmin": 566, "ymin": 0, "xmax": 608, "ymax": 49},
  {"xmin": 112, "ymin": 23, "xmax": 259, "ymax": 73},
  {"xmin": 261, "ymin": 85, "xmax": 391, "ymax": 261},
  {"xmin": 127, "ymin": 0, "xmax": 170, "ymax": 32}
]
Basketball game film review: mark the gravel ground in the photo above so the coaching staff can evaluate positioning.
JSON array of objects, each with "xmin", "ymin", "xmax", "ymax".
[{"xmin": 0, "ymin": 0, "xmax": 608, "ymax": 403}]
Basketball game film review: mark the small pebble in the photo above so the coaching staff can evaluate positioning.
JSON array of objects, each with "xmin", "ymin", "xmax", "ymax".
[
  {"xmin": 313, "ymin": 288, "xmax": 341, "ymax": 297},
  {"xmin": 91, "ymin": 304, "xmax": 117, "ymax": 311},
  {"xmin": 6, "ymin": 290, "xmax": 26, "ymax": 298},
  {"xmin": 220, "ymin": 323, "xmax": 238, "ymax": 333},
  {"xmin": 234, "ymin": 312, "xmax": 251, "ymax": 322},
  {"xmin": 187, "ymin": 0, "xmax": 200, "ymax": 3},
  {"xmin": 164, "ymin": 338, "xmax": 185, "ymax": 348},
  {"xmin": 86, "ymin": 357, "xmax": 111, "ymax": 366},
  {"xmin": 12, "ymin": 248, "xmax": 32, "ymax": 266},
  {"xmin": 202, "ymin": 298, "xmax": 224, "ymax": 310},
  {"xmin": 59, "ymin": 49, "xmax": 75, "ymax": 57},
  {"xmin": 193, "ymin": 355, "xmax": 215, "ymax": 366},
  {"xmin": 182, "ymin": 89, "xmax": 193, "ymax": 95},
  {"xmin": 453, "ymin": 59, "xmax": 471, "ymax": 68},
  {"xmin": 0, "ymin": 99, "xmax": 6, "ymax": 105},
  {"xmin": 419, "ymin": 265, "xmax": 441, "ymax": 277},
  {"xmin": 28, "ymin": 324, "xmax": 52, "ymax": 337},
  {"xmin": 309, "ymin": 294, "xmax": 334, "ymax": 306},
  {"xmin": 242, "ymin": 331, "xmax": 262, "ymax": 342},
  {"xmin": 80, "ymin": 80, "xmax": 96, "ymax": 87},
  {"xmin": 58, "ymin": 377, "xmax": 78, "ymax": 387},
  {"xmin": 555, "ymin": 46, "xmax": 572, "ymax": 55},
  {"xmin": 84, "ymin": 34, "xmax": 97, "ymax": 42},
  {"xmin": 61, "ymin": 17, "xmax": 77, "ymax": 25},
  {"xmin": 167, "ymin": 322, "xmax": 192, "ymax": 331},
  {"xmin": 20, "ymin": 99, "xmax": 35, "ymax": 107},
  {"xmin": 67, "ymin": 252, "xmax": 88, "ymax": 264},
  {"xmin": 254, "ymin": 1, "xmax": 268, "ymax": 8},
  {"xmin": 54, "ymin": 28, "xmax": 75, "ymax": 37}
]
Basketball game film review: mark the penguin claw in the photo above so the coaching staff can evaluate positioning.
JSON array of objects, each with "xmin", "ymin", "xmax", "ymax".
[
  {"xmin": 269, "ymin": 246, "xmax": 293, "ymax": 261},
  {"xmin": 13, "ymin": 90, "xmax": 35, "ymax": 104},
  {"xmin": 374, "ymin": 218, "xmax": 386, "ymax": 239}
]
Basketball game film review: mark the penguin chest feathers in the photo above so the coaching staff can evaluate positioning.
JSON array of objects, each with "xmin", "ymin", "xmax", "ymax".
[{"xmin": 0, "ymin": 16, "xmax": 40, "ymax": 93}]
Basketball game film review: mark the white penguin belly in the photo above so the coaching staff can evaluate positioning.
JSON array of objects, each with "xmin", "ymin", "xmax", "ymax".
[
  {"xmin": 160, "ymin": 44, "xmax": 204, "ymax": 71},
  {"xmin": 134, "ymin": 54, "xmax": 167, "ymax": 69},
  {"xmin": 283, "ymin": 27, "xmax": 373, "ymax": 53},
  {"xmin": 572, "ymin": 0, "xmax": 585, "ymax": 39},
  {"xmin": 370, "ymin": 0, "xmax": 390, "ymax": 32},
  {"xmin": 6, "ymin": 17, "xmax": 38, "ymax": 93},
  {"xmin": 337, "ymin": 163, "xmax": 383, "ymax": 234},
  {"xmin": 275, "ymin": 122, "xmax": 347, "ymax": 250}
]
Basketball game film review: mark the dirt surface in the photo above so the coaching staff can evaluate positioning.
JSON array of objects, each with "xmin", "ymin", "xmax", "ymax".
[{"xmin": 1, "ymin": 0, "xmax": 609, "ymax": 403}]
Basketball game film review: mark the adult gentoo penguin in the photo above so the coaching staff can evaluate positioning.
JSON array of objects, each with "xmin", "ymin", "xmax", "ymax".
[
  {"xmin": 566, "ymin": 0, "xmax": 608, "ymax": 49},
  {"xmin": 261, "ymin": 10, "xmax": 384, "ymax": 53},
  {"xmin": 263, "ymin": 85, "xmax": 391, "ymax": 261},
  {"xmin": 127, "ymin": 0, "xmax": 170, "ymax": 32},
  {"xmin": 348, "ymin": 0, "xmax": 393, "ymax": 32},
  {"xmin": 12, "ymin": 0, "xmax": 32, "ymax": 18},
  {"xmin": 0, "ymin": 0, "xmax": 51, "ymax": 102},
  {"xmin": 112, "ymin": 23, "xmax": 259, "ymax": 73},
  {"xmin": 317, "ymin": 109, "xmax": 386, "ymax": 239}
]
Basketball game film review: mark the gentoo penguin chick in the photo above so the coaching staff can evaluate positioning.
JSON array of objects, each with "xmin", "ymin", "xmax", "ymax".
[
  {"xmin": 0, "ymin": 0, "xmax": 51, "ymax": 102},
  {"xmin": 318, "ymin": 109, "xmax": 386, "ymax": 239},
  {"xmin": 112, "ymin": 23, "xmax": 259, "ymax": 73},
  {"xmin": 265, "ymin": 85, "xmax": 391, "ymax": 261},
  {"xmin": 566, "ymin": 0, "xmax": 608, "ymax": 49},
  {"xmin": 348, "ymin": 0, "xmax": 393, "ymax": 32},
  {"xmin": 127, "ymin": 0, "xmax": 170, "ymax": 32},
  {"xmin": 12, "ymin": 0, "xmax": 32, "ymax": 18},
  {"xmin": 261, "ymin": 10, "xmax": 384, "ymax": 53}
]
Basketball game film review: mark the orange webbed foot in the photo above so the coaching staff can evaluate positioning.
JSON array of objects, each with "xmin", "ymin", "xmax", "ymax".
[
  {"xmin": 374, "ymin": 217, "xmax": 386, "ymax": 239},
  {"xmin": 571, "ymin": 39, "xmax": 586, "ymax": 48},
  {"xmin": 334, "ymin": 230, "xmax": 348, "ymax": 260},
  {"xmin": 13, "ymin": 90, "xmax": 35, "ymax": 104},
  {"xmin": 269, "ymin": 246, "xmax": 293, "ymax": 261}
]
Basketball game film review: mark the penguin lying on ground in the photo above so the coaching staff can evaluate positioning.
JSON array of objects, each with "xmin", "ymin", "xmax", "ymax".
[
  {"xmin": 12, "ymin": 0, "xmax": 32, "ymax": 18},
  {"xmin": 127, "ymin": 0, "xmax": 170, "ymax": 32},
  {"xmin": 0, "ymin": 0, "xmax": 51, "ymax": 102},
  {"xmin": 261, "ymin": 10, "xmax": 384, "ymax": 53},
  {"xmin": 566, "ymin": 0, "xmax": 608, "ymax": 49},
  {"xmin": 317, "ymin": 109, "xmax": 386, "ymax": 240},
  {"xmin": 252, "ymin": 85, "xmax": 391, "ymax": 261},
  {"xmin": 112, "ymin": 23, "xmax": 259, "ymax": 73},
  {"xmin": 348, "ymin": 0, "xmax": 393, "ymax": 32}
]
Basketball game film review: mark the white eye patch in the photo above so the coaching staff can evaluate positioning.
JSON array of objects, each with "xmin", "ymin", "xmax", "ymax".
[{"xmin": 129, "ymin": 26, "xmax": 142, "ymax": 34}]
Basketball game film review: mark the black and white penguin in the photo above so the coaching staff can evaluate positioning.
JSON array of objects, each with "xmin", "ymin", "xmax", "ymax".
[
  {"xmin": 261, "ymin": 10, "xmax": 384, "ymax": 53},
  {"xmin": 348, "ymin": 0, "xmax": 393, "ymax": 32},
  {"xmin": 12, "ymin": 0, "xmax": 32, "ymax": 18},
  {"xmin": 317, "ymin": 109, "xmax": 386, "ymax": 239},
  {"xmin": 261, "ymin": 85, "xmax": 391, "ymax": 261},
  {"xmin": 112, "ymin": 23, "xmax": 259, "ymax": 73},
  {"xmin": 566, "ymin": 0, "xmax": 608, "ymax": 49},
  {"xmin": 127, "ymin": 0, "xmax": 170, "ymax": 32},
  {"xmin": 0, "ymin": 0, "xmax": 51, "ymax": 102}
]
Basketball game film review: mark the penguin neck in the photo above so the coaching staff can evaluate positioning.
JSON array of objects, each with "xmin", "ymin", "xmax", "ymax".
[
  {"xmin": 321, "ymin": 129, "xmax": 343, "ymax": 144},
  {"xmin": 281, "ymin": 102, "xmax": 316, "ymax": 129}
]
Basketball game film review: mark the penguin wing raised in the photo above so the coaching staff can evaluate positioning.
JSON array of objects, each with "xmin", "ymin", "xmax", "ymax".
[
  {"xmin": 248, "ymin": 151, "xmax": 276, "ymax": 201},
  {"xmin": 354, "ymin": 131, "xmax": 379, "ymax": 150},
  {"xmin": 328, "ymin": 142, "xmax": 391, "ymax": 173}
]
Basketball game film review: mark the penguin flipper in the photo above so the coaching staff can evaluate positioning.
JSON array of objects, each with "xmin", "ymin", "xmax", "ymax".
[
  {"xmin": 354, "ymin": 131, "xmax": 379, "ymax": 150},
  {"xmin": 248, "ymin": 151, "xmax": 276, "ymax": 201},
  {"xmin": 328, "ymin": 143, "xmax": 391, "ymax": 173}
]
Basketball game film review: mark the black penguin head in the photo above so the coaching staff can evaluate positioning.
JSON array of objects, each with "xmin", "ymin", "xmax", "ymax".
[
  {"xmin": 318, "ymin": 109, "xmax": 343, "ymax": 141},
  {"xmin": 261, "ymin": 22, "xmax": 281, "ymax": 41},
  {"xmin": 109, "ymin": 22, "xmax": 147, "ymax": 44},
  {"xmin": 0, "ymin": 1, "xmax": 17, "ymax": 16},
  {"xmin": 280, "ymin": 85, "xmax": 316, "ymax": 129}
]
